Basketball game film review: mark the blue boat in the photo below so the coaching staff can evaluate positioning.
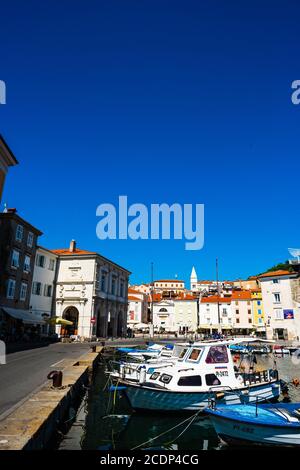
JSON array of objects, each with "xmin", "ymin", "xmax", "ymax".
[{"xmin": 205, "ymin": 403, "xmax": 300, "ymax": 446}]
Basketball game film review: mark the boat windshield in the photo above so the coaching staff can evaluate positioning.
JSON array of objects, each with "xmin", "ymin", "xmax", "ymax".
[
  {"xmin": 177, "ymin": 347, "xmax": 188, "ymax": 360},
  {"xmin": 205, "ymin": 345, "xmax": 229, "ymax": 364},
  {"xmin": 186, "ymin": 348, "xmax": 203, "ymax": 362}
]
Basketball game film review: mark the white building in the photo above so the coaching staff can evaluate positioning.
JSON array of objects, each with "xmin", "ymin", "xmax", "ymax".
[
  {"xmin": 190, "ymin": 267, "xmax": 233, "ymax": 295},
  {"xmin": 30, "ymin": 247, "xmax": 58, "ymax": 333},
  {"xmin": 259, "ymin": 270, "xmax": 300, "ymax": 341},
  {"xmin": 174, "ymin": 296, "xmax": 198, "ymax": 333},
  {"xmin": 127, "ymin": 287, "xmax": 148, "ymax": 326},
  {"xmin": 52, "ymin": 240, "xmax": 130, "ymax": 339},
  {"xmin": 199, "ymin": 296, "xmax": 233, "ymax": 332},
  {"xmin": 154, "ymin": 279, "xmax": 185, "ymax": 295},
  {"xmin": 153, "ymin": 299, "xmax": 176, "ymax": 332}
]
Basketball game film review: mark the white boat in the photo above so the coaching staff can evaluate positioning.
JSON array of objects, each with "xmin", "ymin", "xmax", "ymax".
[
  {"xmin": 110, "ymin": 338, "xmax": 281, "ymax": 412},
  {"xmin": 108, "ymin": 343, "xmax": 190, "ymax": 382}
]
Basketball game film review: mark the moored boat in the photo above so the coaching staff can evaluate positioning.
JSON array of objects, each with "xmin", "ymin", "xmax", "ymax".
[
  {"xmin": 205, "ymin": 402, "xmax": 300, "ymax": 446},
  {"xmin": 111, "ymin": 339, "xmax": 281, "ymax": 413}
]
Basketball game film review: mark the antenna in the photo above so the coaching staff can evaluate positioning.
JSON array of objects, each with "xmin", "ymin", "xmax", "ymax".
[{"xmin": 288, "ymin": 248, "xmax": 300, "ymax": 262}]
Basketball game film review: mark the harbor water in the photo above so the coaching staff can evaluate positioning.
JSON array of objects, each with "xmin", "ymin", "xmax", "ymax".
[{"xmin": 58, "ymin": 352, "xmax": 300, "ymax": 451}]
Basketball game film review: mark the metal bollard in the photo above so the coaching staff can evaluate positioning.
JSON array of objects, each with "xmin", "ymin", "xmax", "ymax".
[
  {"xmin": 47, "ymin": 370, "xmax": 63, "ymax": 388},
  {"xmin": 91, "ymin": 345, "xmax": 96, "ymax": 353}
]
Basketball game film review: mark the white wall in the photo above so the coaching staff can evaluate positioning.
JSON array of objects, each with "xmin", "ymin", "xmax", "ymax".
[
  {"xmin": 174, "ymin": 300, "xmax": 198, "ymax": 332},
  {"xmin": 30, "ymin": 247, "xmax": 57, "ymax": 321}
]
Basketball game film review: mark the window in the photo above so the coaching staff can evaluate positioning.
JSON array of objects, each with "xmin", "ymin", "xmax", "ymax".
[
  {"xmin": 16, "ymin": 225, "xmax": 23, "ymax": 242},
  {"xmin": 20, "ymin": 283, "xmax": 27, "ymax": 301},
  {"xmin": 36, "ymin": 254, "xmax": 45, "ymax": 268},
  {"xmin": 32, "ymin": 282, "xmax": 42, "ymax": 295},
  {"xmin": 236, "ymin": 309, "xmax": 239, "ymax": 315},
  {"xmin": 257, "ymin": 301, "xmax": 261, "ymax": 306},
  {"xmin": 11, "ymin": 250, "xmax": 20, "ymax": 268},
  {"xmin": 7, "ymin": 279, "xmax": 16, "ymax": 299},
  {"xmin": 247, "ymin": 301, "xmax": 251, "ymax": 306},
  {"xmin": 44, "ymin": 285, "xmax": 52, "ymax": 297},
  {"xmin": 24, "ymin": 255, "xmax": 31, "ymax": 273},
  {"xmin": 273, "ymin": 293, "xmax": 281, "ymax": 303},
  {"xmin": 159, "ymin": 374, "xmax": 172, "ymax": 384},
  {"xmin": 120, "ymin": 281, "xmax": 124, "ymax": 297},
  {"xmin": 274, "ymin": 309, "xmax": 283, "ymax": 320},
  {"xmin": 235, "ymin": 301, "xmax": 238, "ymax": 306},
  {"xmin": 178, "ymin": 375, "xmax": 202, "ymax": 386},
  {"xmin": 273, "ymin": 279, "xmax": 279, "ymax": 284},
  {"xmin": 101, "ymin": 273, "xmax": 106, "ymax": 291},
  {"xmin": 27, "ymin": 232, "xmax": 34, "ymax": 248},
  {"xmin": 206, "ymin": 345, "xmax": 229, "ymax": 364},
  {"xmin": 258, "ymin": 309, "xmax": 262, "ymax": 314},
  {"xmin": 49, "ymin": 259, "xmax": 55, "ymax": 271},
  {"xmin": 150, "ymin": 372, "xmax": 160, "ymax": 380},
  {"xmin": 111, "ymin": 276, "xmax": 117, "ymax": 295},
  {"xmin": 187, "ymin": 348, "xmax": 202, "ymax": 362},
  {"xmin": 159, "ymin": 308, "xmax": 168, "ymax": 312},
  {"xmin": 248, "ymin": 309, "xmax": 251, "ymax": 315},
  {"xmin": 205, "ymin": 374, "xmax": 221, "ymax": 386},
  {"xmin": 178, "ymin": 348, "xmax": 188, "ymax": 360},
  {"xmin": 248, "ymin": 318, "xmax": 252, "ymax": 324},
  {"xmin": 236, "ymin": 318, "xmax": 240, "ymax": 323}
]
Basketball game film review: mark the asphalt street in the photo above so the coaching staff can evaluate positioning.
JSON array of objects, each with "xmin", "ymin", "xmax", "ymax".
[{"xmin": 0, "ymin": 342, "xmax": 94, "ymax": 418}]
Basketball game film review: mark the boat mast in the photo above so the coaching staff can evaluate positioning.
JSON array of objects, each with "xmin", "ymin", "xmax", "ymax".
[{"xmin": 216, "ymin": 257, "xmax": 222, "ymax": 334}]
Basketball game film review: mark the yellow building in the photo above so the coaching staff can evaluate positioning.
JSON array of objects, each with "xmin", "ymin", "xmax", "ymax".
[{"xmin": 251, "ymin": 290, "xmax": 265, "ymax": 331}]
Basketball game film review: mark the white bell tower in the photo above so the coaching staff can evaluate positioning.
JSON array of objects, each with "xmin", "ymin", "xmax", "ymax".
[{"xmin": 190, "ymin": 266, "xmax": 198, "ymax": 291}]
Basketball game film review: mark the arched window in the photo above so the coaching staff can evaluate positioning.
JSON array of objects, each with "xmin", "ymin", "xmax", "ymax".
[{"xmin": 159, "ymin": 308, "xmax": 168, "ymax": 312}]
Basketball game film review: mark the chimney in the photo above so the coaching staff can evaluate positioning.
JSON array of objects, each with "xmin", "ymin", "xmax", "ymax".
[{"xmin": 69, "ymin": 239, "xmax": 76, "ymax": 253}]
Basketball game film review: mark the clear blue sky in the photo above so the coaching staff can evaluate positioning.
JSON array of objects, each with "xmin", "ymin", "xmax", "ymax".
[{"xmin": 1, "ymin": 1, "xmax": 300, "ymax": 285}]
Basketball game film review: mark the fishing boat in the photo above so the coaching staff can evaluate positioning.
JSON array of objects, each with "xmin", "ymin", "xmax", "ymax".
[
  {"xmin": 107, "ymin": 343, "xmax": 190, "ymax": 382},
  {"xmin": 205, "ymin": 402, "xmax": 300, "ymax": 446},
  {"xmin": 111, "ymin": 339, "xmax": 281, "ymax": 412},
  {"xmin": 273, "ymin": 345, "xmax": 290, "ymax": 355}
]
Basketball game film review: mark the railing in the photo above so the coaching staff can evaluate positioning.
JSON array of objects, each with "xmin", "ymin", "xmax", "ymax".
[{"xmin": 235, "ymin": 369, "xmax": 278, "ymax": 386}]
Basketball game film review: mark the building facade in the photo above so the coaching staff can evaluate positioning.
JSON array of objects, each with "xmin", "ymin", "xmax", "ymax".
[
  {"xmin": 127, "ymin": 287, "xmax": 148, "ymax": 326},
  {"xmin": 153, "ymin": 279, "xmax": 185, "ymax": 296},
  {"xmin": 259, "ymin": 270, "xmax": 300, "ymax": 341},
  {"xmin": 0, "ymin": 135, "xmax": 18, "ymax": 203},
  {"xmin": 30, "ymin": 247, "xmax": 58, "ymax": 333},
  {"xmin": 231, "ymin": 290, "xmax": 254, "ymax": 333},
  {"xmin": 251, "ymin": 290, "xmax": 265, "ymax": 332},
  {"xmin": 52, "ymin": 240, "xmax": 130, "ymax": 339},
  {"xmin": 199, "ymin": 296, "xmax": 233, "ymax": 332},
  {"xmin": 174, "ymin": 297, "xmax": 198, "ymax": 333},
  {"xmin": 153, "ymin": 299, "xmax": 176, "ymax": 332},
  {"xmin": 0, "ymin": 209, "xmax": 44, "ymax": 337}
]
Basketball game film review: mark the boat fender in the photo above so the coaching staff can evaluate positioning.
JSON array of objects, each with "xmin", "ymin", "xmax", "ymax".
[
  {"xmin": 139, "ymin": 366, "xmax": 147, "ymax": 384},
  {"xmin": 120, "ymin": 363, "xmax": 126, "ymax": 379},
  {"xmin": 292, "ymin": 377, "xmax": 300, "ymax": 387},
  {"xmin": 237, "ymin": 375, "xmax": 244, "ymax": 385},
  {"xmin": 233, "ymin": 355, "xmax": 239, "ymax": 363},
  {"xmin": 215, "ymin": 392, "xmax": 225, "ymax": 400}
]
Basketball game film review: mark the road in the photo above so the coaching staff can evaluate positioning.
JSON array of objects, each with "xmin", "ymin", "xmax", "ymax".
[{"xmin": 0, "ymin": 342, "xmax": 94, "ymax": 419}]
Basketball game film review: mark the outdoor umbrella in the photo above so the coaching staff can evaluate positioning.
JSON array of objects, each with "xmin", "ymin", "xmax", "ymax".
[{"xmin": 46, "ymin": 317, "xmax": 73, "ymax": 326}]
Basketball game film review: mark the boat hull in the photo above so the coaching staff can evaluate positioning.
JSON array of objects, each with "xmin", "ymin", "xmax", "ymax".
[
  {"xmin": 208, "ymin": 415, "xmax": 300, "ymax": 446},
  {"xmin": 122, "ymin": 381, "xmax": 280, "ymax": 412}
]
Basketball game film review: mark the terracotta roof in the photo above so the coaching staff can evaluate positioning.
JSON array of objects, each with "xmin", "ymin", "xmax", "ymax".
[
  {"xmin": 231, "ymin": 291, "xmax": 252, "ymax": 300},
  {"xmin": 174, "ymin": 295, "xmax": 197, "ymax": 301},
  {"xmin": 128, "ymin": 295, "xmax": 142, "ymax": 302},
  {"xmin": 201, "ymin": 296, "xmax": 231, "ymax": 304},
  {"xmin": 128, "ymin": 287, "xmax": 144, "ymax": 295},
  {"xmin": 147, "ymin": 293, "xmax": 162, "ymax": 302},
  {"xmin": 51, "ymin": 248, "xmax": 96, "ymax": 256},
  {"xmin": 258, "ymin": 270, "xmax": 296, "ymax": 279}
]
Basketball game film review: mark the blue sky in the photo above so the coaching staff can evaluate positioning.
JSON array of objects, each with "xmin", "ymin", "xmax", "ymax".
[{"xmin": 1, "ymin": 1, "xmax": 300, "ymax": 285}]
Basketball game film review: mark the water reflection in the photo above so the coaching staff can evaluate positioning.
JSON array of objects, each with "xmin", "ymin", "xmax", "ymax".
[{"xmin": 59, "ymin": 355, "xmax": 300, "ymax": 450}]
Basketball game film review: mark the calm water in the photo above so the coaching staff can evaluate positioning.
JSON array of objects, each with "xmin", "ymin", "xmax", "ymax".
[{"xmin": 59, "ymin": 354, "xmax": 300, "ymax": 451}]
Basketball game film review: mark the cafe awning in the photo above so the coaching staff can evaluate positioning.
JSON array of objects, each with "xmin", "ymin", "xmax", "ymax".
[{"xmin": 2, "ymin": 307, "xmax": 45, "ymax": 325}]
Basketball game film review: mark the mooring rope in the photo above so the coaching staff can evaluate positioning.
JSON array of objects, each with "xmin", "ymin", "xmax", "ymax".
[{"xmin": 130, "ymin": 409, "xmax": 202, "ymax": 450}]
